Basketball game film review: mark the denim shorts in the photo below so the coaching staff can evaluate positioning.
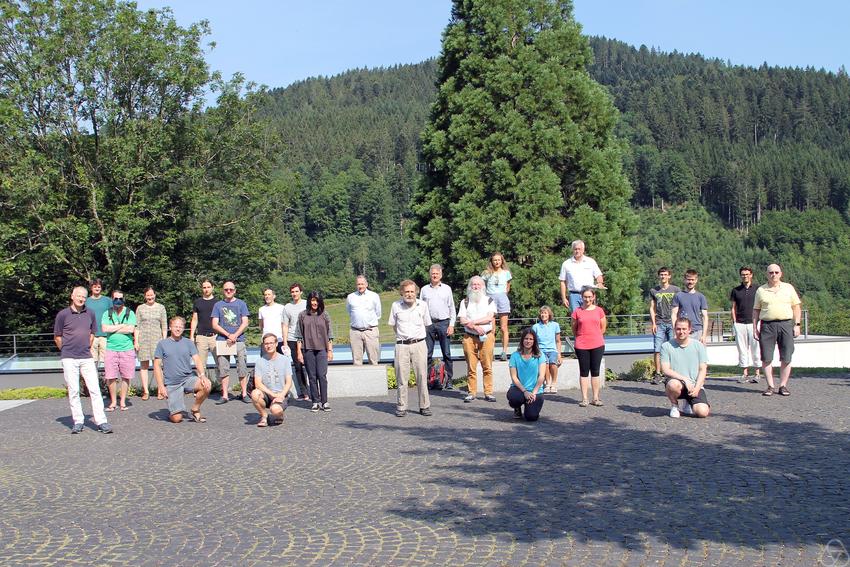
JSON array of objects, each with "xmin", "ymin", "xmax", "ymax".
[
  {"xmin": 166, "ymin": 375, "xmax": 199, "ymax": 415},
  {"xmin": 653, "ymin": 323, "xmax": 674, "ymax": 353},
  {"xmin": 491, "ymin": 292, "xmax": 511, "ymax": 315},
  {"xmin": 542, "ymin": 350, "xmax": 559, "ymax": 365}
]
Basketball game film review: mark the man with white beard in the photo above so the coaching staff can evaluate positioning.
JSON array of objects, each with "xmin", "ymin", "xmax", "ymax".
[
  {"xmin": 458, "ymin": 275, "xmax": 497, "ymax": 403},
  {"xmin": 388, "ymin": 280, "xmax": 432, "ymax": 417}
]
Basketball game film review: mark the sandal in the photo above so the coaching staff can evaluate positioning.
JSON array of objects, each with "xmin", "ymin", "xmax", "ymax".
[
  {"xmin": 157, "ymin": 394, "xmax": 165, "ymax": 400},
  {"xmin": 762, "ymin": 387, "xmax": 774, "ymax": 396},
  {"xmin": 120, "ymin": 404, "xmax": 127, "ymax": 411},
  {"xmin": 591, "ymin": 399, "xmax": 604, "ymax": 407},
  {"xmin": 579, "ymin": 400, "xmax": 589, "ymax": 407},
  {"xmin": 778, "ymin": 386, "xmax": 790, "ymax": 396},
  {"xmin": 105, "ymin": 405, "xmax": 116, "ymax": 412},
  {"xmin": 141, "ymin": 393, "xmax": 149, "ymax": 401},
  {"xmin": 190, "ymin": 410, "xmax": 207, "ymax": 423},
  {"xmin": 257, "ymin": 416, "xmax": 268, "ymax": 428}
]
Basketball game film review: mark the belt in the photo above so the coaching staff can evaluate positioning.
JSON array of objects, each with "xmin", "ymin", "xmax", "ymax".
[
  {"xmin": 199, "ymin": 332, "xmax": 216, "ymax": 337},
  {"xmin": 465, "ymin": 330, "xmax": 493, "ymax": 337},
  {"xmin": 396, "ymin": 337, "xmax": 425, "ymax": 345},
  {"xmin": 569, "ymin": 290, "xmax": 582, "ymax": 294},
  {"xmin": 351, "ymin": 326, "xmax": 375, "ymax": 332},
  {"xmin": 431, "ymin": 318, "xmax": 450, "ymax": 323}
]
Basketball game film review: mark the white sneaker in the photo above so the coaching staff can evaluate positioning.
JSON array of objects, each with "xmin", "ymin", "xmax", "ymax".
[{"xmin": 669, "ymin": 405, "xmax": 680, "ymax": 418}]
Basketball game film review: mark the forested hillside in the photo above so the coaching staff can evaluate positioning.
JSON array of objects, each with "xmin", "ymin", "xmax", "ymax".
[{"xmin": 258, "ymin": 37, "xmax": 850, "ymax": 331}]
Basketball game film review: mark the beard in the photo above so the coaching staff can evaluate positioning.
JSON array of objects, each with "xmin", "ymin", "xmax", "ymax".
[{"xmin": 467, "ymin": 289, "xmax": 485, "ymax": 303}]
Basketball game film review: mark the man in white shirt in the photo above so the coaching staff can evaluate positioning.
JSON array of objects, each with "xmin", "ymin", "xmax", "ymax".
[
  {"xmin": 559, "ymin": 240, "xmax": 605, "ymax": 313},
  {"xmin": 346, "ymin": 275, "xmax": 382, "ymax": 365},
  {"xmin": 258, "ymin": 288, "xmax": 286, "ymax": 353},
  {"xmin": 389, "ymin": 280, "xmax": 432, "ymax": 417},
  {"xmin": 419, "ymin": 264, "xmax": 456, "ymax": 389},
  {"xmin": 458, "ymin": 276, "xmax": 497, "ymax": 403}
]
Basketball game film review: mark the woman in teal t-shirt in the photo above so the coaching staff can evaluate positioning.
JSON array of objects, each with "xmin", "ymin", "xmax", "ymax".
[{"xmin": 507, "ymin": 327, "xmax": 546, "ymax": 421}]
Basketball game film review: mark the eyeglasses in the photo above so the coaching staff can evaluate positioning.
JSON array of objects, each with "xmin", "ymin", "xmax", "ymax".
[
  {"xmin": 223, "ymin": 288, "xmax": 235, "ymax": 291},
  {"xmin": 768, "ymin": 271, "xmax": 780, "ymax": 275},
  {"xmin": 262, "ymin": 341, "xmax": 277, "ymax": 346}
]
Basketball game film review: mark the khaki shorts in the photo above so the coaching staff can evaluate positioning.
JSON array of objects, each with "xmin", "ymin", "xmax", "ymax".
[{"xmin": 91, "ymin": 336, "xmax": 107, "ymax": 363}]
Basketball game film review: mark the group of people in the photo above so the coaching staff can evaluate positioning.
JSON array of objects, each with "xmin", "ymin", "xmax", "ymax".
[
  {"xmin": 53, "ymin": 239, "xmax": 803, "ymax": 431},
  {"xmin": 649, "ymin": 263, "xmax": 803, "ymax": 418}
]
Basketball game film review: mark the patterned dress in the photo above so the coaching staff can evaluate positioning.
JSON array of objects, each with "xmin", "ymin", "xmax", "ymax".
[{"xmin": 136, "ymin": 302, "xmax": 167, "ymax": 361}]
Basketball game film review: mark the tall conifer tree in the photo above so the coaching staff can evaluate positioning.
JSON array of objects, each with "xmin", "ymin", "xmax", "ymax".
[{"xmin": 411, "ymin": 0, "xmax": 641, "ymax": 314}]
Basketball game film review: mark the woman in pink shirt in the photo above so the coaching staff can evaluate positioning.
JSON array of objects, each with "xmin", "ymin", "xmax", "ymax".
[{"xmin": 571, "ymin": 286, "xmax": 607, "ymax": 407}]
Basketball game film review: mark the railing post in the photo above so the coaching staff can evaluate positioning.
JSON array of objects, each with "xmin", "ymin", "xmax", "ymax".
[{"xmin": 12, "ymin": 334, "xmax": 17, "ymax": 356}]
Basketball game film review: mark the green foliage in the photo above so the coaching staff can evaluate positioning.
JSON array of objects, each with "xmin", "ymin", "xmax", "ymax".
[
  {"xmin": 411, "ymin": 0, "xmax": 641, "ymax": 316},
  {"xmin": 0, "ymin": 387, "xmax": 67, "ymax": 400},
  {"xmin": 385, "ymin": 366, "xmax": 416, "ymax": 389},
  {"xmin": 605, "ymin": 368, "xmax": 619, "ymax": 382},
  {"xmin": 621, "ymin": 357, "xmax": 655, "ymax": 382}
]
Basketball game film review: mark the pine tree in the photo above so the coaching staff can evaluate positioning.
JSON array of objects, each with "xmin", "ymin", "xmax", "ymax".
[{"xmin": 410, "ymin": 0, "xmax": 641, "ymax": 314}]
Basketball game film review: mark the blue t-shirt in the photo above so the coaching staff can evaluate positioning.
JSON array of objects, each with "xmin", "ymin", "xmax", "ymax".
[
  {"xmin": 211, "ymin": 299, "xmax": 250, "ymax": 341},
  {"xmin": 509, "ymin": 351, "xmax": 545, "ymax": 394},
  {"xmin": 483, "ymin": 270, "xmax": 512, "ymax": 295},
  {"xmin": 154, "ymin": 337, "xmax": 199, "ymax": 385},
  {"xmin": 672, "ymin": 291, "xmax": 708, "ymax": 332},
  {"xmin": 255, "ymin": 353, "xmax": 292, "ymax": 392},
  {"xmin": 532, "ymin": 321, "xmax": 561, "ymax": 353}
]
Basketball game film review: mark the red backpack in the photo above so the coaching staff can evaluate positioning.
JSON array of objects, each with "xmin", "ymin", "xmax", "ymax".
[{"xmin": 427, "ymin": 360, "xmax": 450, "ymax": 390}]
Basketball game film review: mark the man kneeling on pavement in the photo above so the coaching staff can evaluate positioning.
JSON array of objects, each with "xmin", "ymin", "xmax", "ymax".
[
  {"xmin": 661, "ymin": 317, "xmax": 710, "ymax": 418},
  {"xmin": 251, "ymin": 333, "xmax": 293, "ymax": 427}
]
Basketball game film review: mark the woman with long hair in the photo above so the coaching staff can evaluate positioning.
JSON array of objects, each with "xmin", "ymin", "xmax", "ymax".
[
  {"xmin": 532, "ymin": 305, "xmax": 562, "ymax": 393},
  {"xmin": 506, "ymin": 327, "xmax": 547, "ymax": 421},
  {"xmin": 296, "ymin": 291, "xmax": 334, "ymax": 412},
  {"xmin": 481, "ymin": 251, "xmax": 512, "ymax": 361},
  {"xmin": 135, "ymin": 286, "xmax": 167, "ymax": 400},
  {"xmin": 571, "ymin": 286, "xmax": 607, "ymax": 407}
]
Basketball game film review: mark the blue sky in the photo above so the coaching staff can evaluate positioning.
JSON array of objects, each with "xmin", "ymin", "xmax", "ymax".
[{"xmin": 135, "ymin": 0, "xmax": 848, "ymax": 91}]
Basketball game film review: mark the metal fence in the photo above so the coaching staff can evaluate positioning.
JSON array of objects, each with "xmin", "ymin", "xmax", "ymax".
[{"xmin": 0, "ymin": 309, "xmax": 810, "ymax": 357}]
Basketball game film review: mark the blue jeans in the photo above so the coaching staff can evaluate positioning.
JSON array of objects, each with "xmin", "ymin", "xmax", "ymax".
[
  {"xmin": 569, "ymin": 292, "xmax": 582, "ymax": 314},
  {"xmin": 425, "ymin": 319, "xmax": 453, "ymax": 380},
  {"xmin": 653, "ymin": 322, "xmax": 674, "ymax": 352}
]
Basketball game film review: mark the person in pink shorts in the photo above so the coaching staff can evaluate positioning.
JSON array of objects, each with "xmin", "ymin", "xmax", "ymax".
[{"xmin": 101, "ymin": 289, "xmax": 137, "ymax": 411}]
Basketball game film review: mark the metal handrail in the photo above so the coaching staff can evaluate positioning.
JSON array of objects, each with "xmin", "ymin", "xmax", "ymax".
[{"xmin": 0, "ymin": 309, "xmax": 810, "ymax": 356}]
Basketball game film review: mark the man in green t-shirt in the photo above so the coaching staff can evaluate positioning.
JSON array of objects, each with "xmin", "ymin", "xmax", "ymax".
[
  {"xmin": 101, "ymin": 290, "xmax": 137, "ymax": 411},
  {"xmin": 661, "ymin": 318, "xmax": 710, "ymax": 419}
]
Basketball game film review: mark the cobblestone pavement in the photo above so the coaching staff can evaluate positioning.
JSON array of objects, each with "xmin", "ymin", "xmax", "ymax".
[{"xmin": 1, "ymin": 374, "xmax": 848, "ymax": 566}]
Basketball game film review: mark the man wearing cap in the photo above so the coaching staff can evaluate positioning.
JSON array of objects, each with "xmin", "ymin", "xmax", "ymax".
[{"xmin": 54, "ymin": 286, "xmax": 112, "ymax": 433}]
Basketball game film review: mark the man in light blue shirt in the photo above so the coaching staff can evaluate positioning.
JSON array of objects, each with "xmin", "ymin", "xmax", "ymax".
[
  {"xmin": 419, "ymin": 264, "xmax": 456, "ymax": 389},
  {"xmin": 346, "ymin": 275, "xmax": 382, "ymax": 365}
]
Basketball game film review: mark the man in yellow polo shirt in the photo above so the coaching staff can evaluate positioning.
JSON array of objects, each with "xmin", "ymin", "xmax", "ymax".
[{"xmin": 752, "ymin": 264, "xmax": 802, "ymax": 397}]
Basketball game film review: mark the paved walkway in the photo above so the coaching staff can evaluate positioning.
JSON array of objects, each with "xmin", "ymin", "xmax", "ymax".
[{"xmin": 1, "ymin": 375, "xmax": 848, "ymax": 566}]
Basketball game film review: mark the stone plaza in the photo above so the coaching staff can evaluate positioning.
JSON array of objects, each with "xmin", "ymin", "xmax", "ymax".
[{"xmin": 0, "ymin": 373, "xmax": 848, "ymax": 566}]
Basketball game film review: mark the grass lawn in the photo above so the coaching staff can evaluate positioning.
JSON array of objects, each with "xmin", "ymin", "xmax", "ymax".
[{"xmin": 324, "ymin": 291, "xmax": 400, "ymax": 345}]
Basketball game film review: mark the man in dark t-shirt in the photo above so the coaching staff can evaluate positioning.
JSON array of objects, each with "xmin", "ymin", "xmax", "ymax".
[
  {"xmin": 730, "ymin": 266, "xmax": 762, "ymax": 383},
  {"xmin": 190, "ymin": 280, "xmax": 217, "ymax": 382},
  {"xmin": 649, "ymin": 266, "xmax": 681, "ymax": 384},
  {"xmin": 53, "ymin": 286, "xmax": 112, "ymax": 434}
]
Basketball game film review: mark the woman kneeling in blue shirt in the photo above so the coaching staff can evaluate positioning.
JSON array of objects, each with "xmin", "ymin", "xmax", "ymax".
[{"xmin": 507, "ymin": 327, "xmax": 547, "ymax": 421}]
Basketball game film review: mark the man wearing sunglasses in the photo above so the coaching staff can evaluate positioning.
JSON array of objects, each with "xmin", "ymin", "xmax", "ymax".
[{"xmin": 212, "ymin": 281, "xmax": 250, "ymax": 403}]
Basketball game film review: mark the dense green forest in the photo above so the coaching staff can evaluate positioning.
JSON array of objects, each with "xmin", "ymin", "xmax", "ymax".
[{"xmin": 3, "ymin": 0, "xmax": 850, "ymax": 334}]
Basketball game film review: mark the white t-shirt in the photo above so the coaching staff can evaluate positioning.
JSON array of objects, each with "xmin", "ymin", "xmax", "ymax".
[{"xmin": 258, "ymin": 303, "xmax": 286, "ymax": 341}]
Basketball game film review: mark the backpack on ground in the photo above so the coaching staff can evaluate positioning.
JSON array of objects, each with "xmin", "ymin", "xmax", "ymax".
[{"xmin": 428, "ymin": 359, "xmax": 449, "ymax": 390}]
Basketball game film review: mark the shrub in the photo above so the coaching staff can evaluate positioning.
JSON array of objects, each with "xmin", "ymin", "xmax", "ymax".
[
  {"xmin": 622, "ymin": 357, "xmax": 655, "ymax": 381},
  {"xmin": 386, "ymin": 366, "xmax": 416, "ymax": 389},
  {"xmin": 0, "ymin": 387, "xmax": 67, "ymax": 400}
]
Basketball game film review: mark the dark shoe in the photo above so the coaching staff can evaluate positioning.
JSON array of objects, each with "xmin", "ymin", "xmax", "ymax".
[
  {"xmin": 749, "ymin": 377, "xmax": 760, "ymax": 384},
  {"xmin": 513, "ymin": 408, "xmax": 523, "ymax": 419},
  {"xmin": 499, "ymin": 352, "xmax": 507, "ymax": 362},
  {"xmin": 71, "ymin": 423, "xmax": 84, "ymax": 434},
  {"xmin": 98, "ymin": 423, "xmax": 113, "ymax": 434},
  {"xmin": 321, "ymin": 402, "xmax": 332, "ymax": 412},
  {"xmin": 242, "ymin": 394, "xmax": 251, "ymax": 403},
  {"xmin": 419, "ymin": 407, "xmax": 432, "ymax": 416},
  {"xmin": 484, "ymin": 395, "xmax": 497, "ymax": 402},
  {"xmin": 778, "ymin": 386, "xmax": 790, "ymax": 396},
  {"xmin": 395, "ymin": 409, "xmax": 406, "ymax": 417},
  {"xmin": 444, "ymin": 383, "xmax": 454, "ymax": 390},
  {"xmin": 310, "ymin": 403, "xmax": 320, "ymax": 412},
  {"xmin": 650, "ymin": 373, "xmax": 660, "ymax": 385},
  {"xmin": 216, "ymin": 397, "xmax": 229, "ymax": 405},
  {"xmin": 762, "ymin": 387, "xmax": 774, "ymax": 396}
]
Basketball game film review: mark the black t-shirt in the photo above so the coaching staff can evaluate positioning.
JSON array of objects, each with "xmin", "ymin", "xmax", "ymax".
[
  {"xmin": 192, "ymin": 296, "xmax": 217, "ymax": 335},
  {"xmin": 730, "ymin": 284, "xmax": 757, "ymax": 324}
]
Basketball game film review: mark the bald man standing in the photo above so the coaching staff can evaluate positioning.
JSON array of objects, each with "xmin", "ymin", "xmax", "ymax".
[{"xmin": 753, "ymin": 264, "xmax": 802, "ymax": 397}]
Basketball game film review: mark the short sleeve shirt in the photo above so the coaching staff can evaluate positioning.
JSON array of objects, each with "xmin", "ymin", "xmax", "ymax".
[
  {"xmin": 457, "ymin": 296, "xmax": 497, "ymax": 334},
  {"xmin": 509, "ymin": 352, "xmax": 545, "ymax": 394},
  {"xmin": 660, "ymin": 339, "xmax": 708, "ymax": 388},
  {"xmin": 730, "ymin": 284, "xmax": 758, "ymax": 324},
  {"xmin": 753, "ymin": 282, "xmax": 801, "ymax": 321},
  {"xmin": 650, "ymin": 285, "xmax": 681, "ymax": 325},
  {"xmin": 283, "ymin": 300, "xmax": 308, "ymax": 341},
  {"xmin": 672, "ymin": 291, "xmax": 708, "ymax": 332},
  {"xmin": 258, "ymin": 303, "xmax": 286, "ymax": 340},
  {"xmin": 483, "ymin": 270, "xmax": 512, "ymax": 295},
  {"xmin": 102, "ymin": 308, "xmax": 137, "ymax": 352},
  {"xmin": 154, "ymin": 337, "xmax": 199, "ymax": 385},
  {"xmin": 212, "ymin": 299, "xmax": 250, "ymax": 341},
  {"xmin": 192, "ymin": 296, "xmax": 217, "ymax": 335},
  {"xmin": 54, "ymin": 306, "xmax": 96, "ymax": 359},
  {"xmin": 559, "ymin": 256, "xmax": 601, "ymax": 291},
  {"xmin": 84, "ymin": 296, "xmax": 112, "ymax": 336},
  {"xmin": 571, "ymin": 306, "xmax": 606, "ymax": 350},
  {"xmin": 388, "ymin": 299, "xmax": 432, "ymax": 341},
  {"xmin": 532, "ymin": 321, "xmax": 561, "ymax": 353},
  {"xmin": 255, "ymin": 353, "xmax": 292, "ymax": 392}
]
